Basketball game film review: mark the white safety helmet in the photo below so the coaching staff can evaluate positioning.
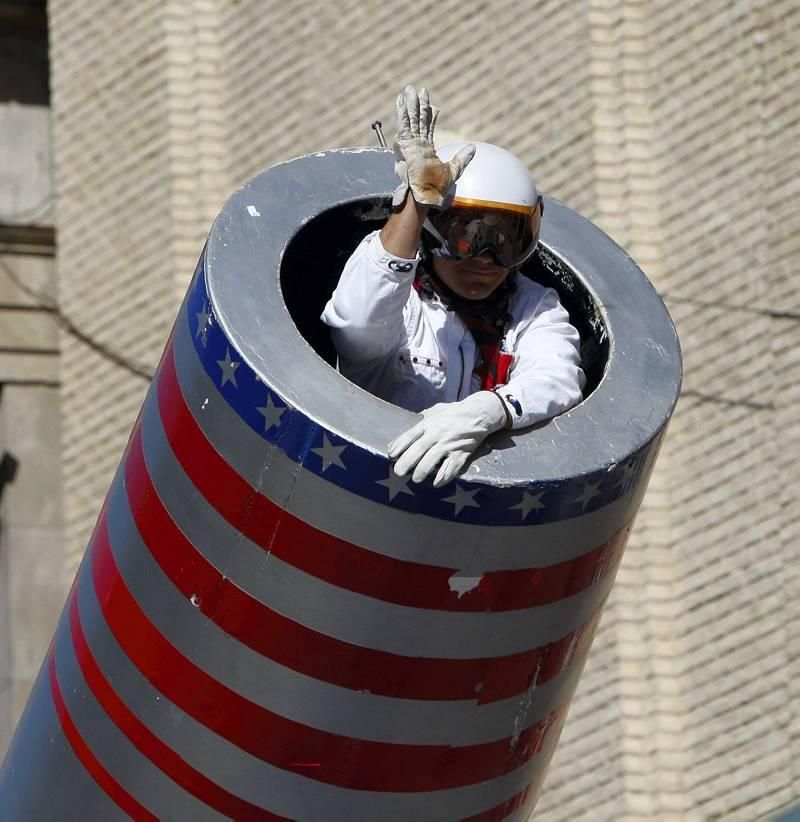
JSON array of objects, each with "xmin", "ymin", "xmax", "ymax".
[{"xmin": 424, "ymin": 141, "xmax": 544, "ymax": 268}]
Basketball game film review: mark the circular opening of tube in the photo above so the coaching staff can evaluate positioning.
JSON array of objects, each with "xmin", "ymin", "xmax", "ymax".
[
  {"xmin": 210, "ymin": 147, "xmax": 679, "ymax": 484},
  {"xmin": 280, "ymin": 198, "xmax": 609, "ymax": 400}
]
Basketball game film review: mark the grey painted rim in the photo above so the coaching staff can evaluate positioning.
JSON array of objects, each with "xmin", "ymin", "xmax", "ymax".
[{"xmin": 206, "ymin": 147, "xmax": 681, "ymax": 486}]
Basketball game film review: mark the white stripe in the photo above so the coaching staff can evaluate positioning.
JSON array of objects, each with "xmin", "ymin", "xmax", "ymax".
[
  {"xmin": 0, "ymin": 664, "xmax": 126, "ymax": 820},
  {"xmin": 52, "ymin": 606, "xmax": 226, "ymax": 821}
]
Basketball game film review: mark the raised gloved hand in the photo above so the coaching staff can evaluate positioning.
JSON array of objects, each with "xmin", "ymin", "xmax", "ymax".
[
  {"xmin": 392, "ymin": 84, "xmax": 476, "ymax": 209},
  {"xmin": 388, "ymin": 391, "xmax": 510, "ymax": 487}
]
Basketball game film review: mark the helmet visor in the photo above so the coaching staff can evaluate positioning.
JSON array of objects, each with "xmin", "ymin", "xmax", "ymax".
[{"xmin": 427, "ymin": 200, "xmax": 542, "ymax": 268}]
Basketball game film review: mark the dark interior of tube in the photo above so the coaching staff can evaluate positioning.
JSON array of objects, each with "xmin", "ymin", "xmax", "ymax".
[{"xmin": 280, "ymin": 198, "xmax": 609, "ymax": 398}]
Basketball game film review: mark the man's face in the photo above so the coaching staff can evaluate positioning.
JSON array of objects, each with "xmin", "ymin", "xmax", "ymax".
[{"xmin": 432, "ymin": 254, "xmax": 511, "ymax": 301}]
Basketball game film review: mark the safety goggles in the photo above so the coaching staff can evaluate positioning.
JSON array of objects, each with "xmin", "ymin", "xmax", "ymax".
[{"xmin": 425, "ymin": 196, "xmax": 543, "ymax": 268}]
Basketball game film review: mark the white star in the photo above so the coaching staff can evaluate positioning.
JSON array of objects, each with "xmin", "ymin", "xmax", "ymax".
[
  {"xmin": 376, "ymin": 467, "xmax": 414, "ymax": 501},
  {"xmin": 510, "ymin": 491, "xmax": 546, "ymax": 519},
  {"xmin": 256, "ymin": 395, "xmax": 286, "ymax": 431},
  {"xmin": 442, "ymin": 485, "xmax": 480, "ymax": 515},
  {"xmin": 195, "ymin": 305, "xmax": 211, "ymax": 346},
  {"xmin": 574, "ymin": 481, "xmax": 602, "ymax": 510},
  {"xmin": 311, "ymin": 434, "xmax": 346, "ymax": 472},
  {"xmin": 217, "ymin": 347, "xmax": 240, "ymax": 388},
  {"xmin": 614, "ymin": 462, "xmax": 637, "ymax": 491}
]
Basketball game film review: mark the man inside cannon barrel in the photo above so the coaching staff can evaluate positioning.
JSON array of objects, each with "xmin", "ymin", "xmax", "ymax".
[{"xmin": 321, "ymin": 85, "xmax": 585, "ymax": 488}]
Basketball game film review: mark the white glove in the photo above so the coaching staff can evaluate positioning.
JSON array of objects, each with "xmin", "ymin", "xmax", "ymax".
[
  {"xmin": 392, "ymin": 84, "xmax": 475, "ymax": 209},
  {"xmin": 388, "ymin": 391, "xmax": 510, "ymax": 487}
]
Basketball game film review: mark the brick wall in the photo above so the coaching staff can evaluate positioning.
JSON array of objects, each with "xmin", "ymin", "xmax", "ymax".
[
  {"xmin": 45, "ymin": 0, "xmax": 799, "ymax": 817},
  {"xmin": 539, "ymin": 2, "xmax": 800, "ymax": 818},
  {"xmin": 48, "ymin": 0, "xmax": 233, "ymax": 580}
]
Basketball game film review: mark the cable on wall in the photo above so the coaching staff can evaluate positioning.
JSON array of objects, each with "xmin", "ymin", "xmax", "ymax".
[{"xmin": 0, "ymin": 256, "xmax": 154, "ymax": 382}]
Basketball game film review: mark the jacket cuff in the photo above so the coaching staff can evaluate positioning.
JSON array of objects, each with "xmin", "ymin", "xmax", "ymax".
[{"xmin": 492, "ymin": 386, "xmax": 526, "ymax": 429}]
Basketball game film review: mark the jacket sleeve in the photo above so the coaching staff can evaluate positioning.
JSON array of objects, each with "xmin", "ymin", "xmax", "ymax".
[
  {"xmin": 497, "ymin": 286, "xmax": 586, "ymax": 430},
  {"xmin": 320, "ymin": 230, "xmax": 420, "ymax": 363}
]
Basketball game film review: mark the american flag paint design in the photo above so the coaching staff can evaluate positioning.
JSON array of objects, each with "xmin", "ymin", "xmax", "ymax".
[{"xmin": 27, "ymin": 260, "xmax": 659, "ymax": 820}]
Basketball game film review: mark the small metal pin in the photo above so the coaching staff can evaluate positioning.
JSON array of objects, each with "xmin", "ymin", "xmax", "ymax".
[{"xmin": 371, "ymin": 120, "xmax": 387, "ymax": 148}]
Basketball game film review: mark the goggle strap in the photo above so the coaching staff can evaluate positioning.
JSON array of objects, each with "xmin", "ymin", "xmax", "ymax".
[{"xmin": 423, "ymin": 217, "xmax": 448, "ymax": 250}]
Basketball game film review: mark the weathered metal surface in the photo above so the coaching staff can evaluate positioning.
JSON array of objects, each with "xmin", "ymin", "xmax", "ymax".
[{"xmin": 0, "ymin": 147, "xmax": 680, "ymax": 820}]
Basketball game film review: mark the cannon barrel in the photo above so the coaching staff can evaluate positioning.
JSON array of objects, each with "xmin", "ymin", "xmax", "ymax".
[{"xmin": 0, "ymin": 148, "xmax": 681, "ymax": 820}]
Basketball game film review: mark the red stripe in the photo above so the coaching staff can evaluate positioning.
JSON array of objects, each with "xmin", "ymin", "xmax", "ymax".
[
  {"xmin": 47, "ymin": 651, "xmax": 158, "ymax": 821},
  {"xmin": 159, "ymin": 345, "xmax": 628, "ymax": 614},
  {"xmin": 68, "ymin": 590, "xmax": 288, "ymax": 821},
  {"xmin": 90, "ymin": 517, "xmax": 565, "ymax": 792},
  {"xmin": 125, "ymin": 421, "xmax": 602, "ymax": 703}
]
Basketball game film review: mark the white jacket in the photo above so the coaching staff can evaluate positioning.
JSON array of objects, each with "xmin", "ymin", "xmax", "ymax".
[{"xmin": 321, "ymin": 231, "xmax": 585, "ymax": 430}]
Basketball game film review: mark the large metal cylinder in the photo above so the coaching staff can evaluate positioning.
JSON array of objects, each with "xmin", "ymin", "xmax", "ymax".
[{"xmin": 0, "ymin": 148, "xmax": 681, "ymax": 820}]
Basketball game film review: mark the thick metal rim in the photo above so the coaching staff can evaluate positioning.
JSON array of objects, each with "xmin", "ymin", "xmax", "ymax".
[{"xmin": 206, "ymin": 147, "xmax": 681, "ymax": 487}]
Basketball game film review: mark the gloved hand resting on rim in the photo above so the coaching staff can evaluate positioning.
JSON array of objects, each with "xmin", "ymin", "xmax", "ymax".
[
  {"xmin": 388, "ymin": 391, "xmax": 511, "ymax": 487},
  {"xmin": 392, "ymin": 84, "xmax": 476, "ymax": 209}
]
